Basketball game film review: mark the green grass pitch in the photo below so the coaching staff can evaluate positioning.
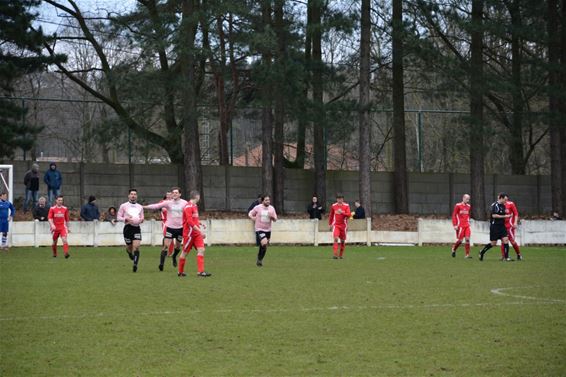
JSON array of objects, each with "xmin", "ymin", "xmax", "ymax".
[{"xmin": 1, "ymin": 245, "xmax": 565, "ymax": 376}]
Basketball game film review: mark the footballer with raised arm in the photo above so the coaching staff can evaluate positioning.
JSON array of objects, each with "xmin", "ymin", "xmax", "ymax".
[{"xmin": 117, "ymin": 189, "xmax": 145, "ymax": 272}]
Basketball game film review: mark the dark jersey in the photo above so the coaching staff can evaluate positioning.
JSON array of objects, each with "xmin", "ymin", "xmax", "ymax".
[{"xmin": 490, "ymin": 202, "xmax": 506, "ymax": 226}]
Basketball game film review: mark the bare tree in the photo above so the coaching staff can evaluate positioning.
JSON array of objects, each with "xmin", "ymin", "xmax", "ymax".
[{"xmin": 359, "ymin": 0, "xmax": 372, "ymax": 216}]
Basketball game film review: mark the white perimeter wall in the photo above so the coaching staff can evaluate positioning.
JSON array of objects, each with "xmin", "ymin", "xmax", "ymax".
[{"xmin": 6, "ymin": 219, "xmax": 565, "ymax": 247}]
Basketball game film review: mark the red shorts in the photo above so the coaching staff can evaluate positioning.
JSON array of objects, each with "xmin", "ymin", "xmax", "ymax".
[
  {"xmin": 183, "ymin": 228, "xmax": 205, "ymax": 252},
  {"xmin": 455, "ymin": 226, "xmax": 471, "ymax": 240},
  {"xmin": 332, "ymin": 225, "xmax": 347, "ymax": 241},
  {"xmin": 52, "ymin": 227, "xmax": 68, "ymax": 239},
  {"xmin": 506, "ymin": 226, "xmax": 516, "ymax": 242}
]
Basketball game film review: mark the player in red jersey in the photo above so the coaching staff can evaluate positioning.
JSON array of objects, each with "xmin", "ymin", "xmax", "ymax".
[
  {"xmin": 160, "ymin": 191, "xmax": 175, "ymax": 256},
  {"xmin": 451, "ymin": 194, "xmax": 472, "ymax": 258},
  {"xmin": 501, "ymin": 195, "xmax": 523, "ymax": 260},
  {"xmin": 178, "ymin": 190, "xmax": 211, "ymax": 277},
  {"xmin": 328, "ymin": 193, "xmax": 351, "ymax": 259},
  {"xmin": 48, "ymin": 195, "xmax": 70, "ymax": 258}
]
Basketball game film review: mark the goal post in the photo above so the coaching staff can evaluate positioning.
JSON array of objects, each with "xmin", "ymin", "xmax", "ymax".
[{"xmin": 0, "ymin": 164, "xmax": 14, "ymax": 205}]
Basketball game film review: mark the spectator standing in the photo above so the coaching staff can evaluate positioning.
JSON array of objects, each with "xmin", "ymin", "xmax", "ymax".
[
  {"xmin": 307, "ymin": 195, "xmax": 324, "ymax": 220},
  {"xmin": 80, "ymin": 195, "xmax": 100, "ymax": 221},
  {"xmin": 353, "ymin": 200, "xmax": 366, "ymax": 219},
  {"xmin": 33, "ymin": 196, "xmax": 49, "ymax": 221},
  {"xmin": 44, "ymin": 162, "xmax": 62, "ymax": 205},
  {"xmin": 104, "ymin": 207, "xmax": 118, "ymax": 224},
  {"xmin": 247, "ymin": 194, "xmax": 262, "ymax": 212},
  {"xmin": 23, "ymin": 163, "xmax": 40, "ymax": 213}
]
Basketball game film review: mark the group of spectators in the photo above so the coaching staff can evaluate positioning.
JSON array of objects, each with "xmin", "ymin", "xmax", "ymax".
[{"xmin": 247, "ymin": 194, "xmax": 366, "ymax": 220}]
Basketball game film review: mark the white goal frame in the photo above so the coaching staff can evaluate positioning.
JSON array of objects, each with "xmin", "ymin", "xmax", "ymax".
[{"xmin": 0, "ymin": 164, "xmax": 14, "ymax": 204}]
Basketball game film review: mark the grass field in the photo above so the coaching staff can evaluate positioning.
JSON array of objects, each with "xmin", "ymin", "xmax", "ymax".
[{"xmin": 1, "ymin": 245, "xmax": 565, "ymax": 376}]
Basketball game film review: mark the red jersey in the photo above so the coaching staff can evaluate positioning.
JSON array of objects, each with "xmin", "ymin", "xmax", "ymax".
[
  {"xmin": 48, "ymin": 205, "xmax": 69, "ymax": 228},
  {"xmin": 329, "ymin": 202, "xmax": 351, "ymax": 227},
  {"xmin": 183, "ymin": 202, "xmax": 201, "ymax": 232},
  {"xmin": 504, "ymin": 201, "xmax": 519, "ymax": 228},
  {"xmin": 452, "ymin": 202, "xmax": 471, "ymax": 228}
]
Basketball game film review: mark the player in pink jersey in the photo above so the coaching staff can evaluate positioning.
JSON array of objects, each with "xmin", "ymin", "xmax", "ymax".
[
  {"xmin": 502, "ymin": 196, "xmax": 523, "ymax": 260},
  {"xmin": 144, "ymin": 187, "xmax": 188, "ymax": 271},
  {"xmin": 248, "ymin": 195, "xmax": 277, "ymax": 266},
  {"xmin": 328, "ymin": 193, "xmax": 351, "ymax": 259},
  {"xmin": 178, "ymin": 190, "xmax": 211, "ymax": 277},
  {"xmin": 117, "ymin": 189, "xmax": 145, "ymax": 272},
  {"xmin": 451, "ymin": 194, "xmax": 472, "ymax": 258},
  {"xmin": 47, "ymin": 195, "xmax": 70, "ymax": 258},
  {"xmin": 160, "ymin": 191, "xmax": 175, "ymax": 256}
]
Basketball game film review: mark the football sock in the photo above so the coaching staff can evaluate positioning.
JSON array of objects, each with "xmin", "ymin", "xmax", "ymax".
[
  {"xmin": 480, "ymin": 243, "xmax": 492, "ymax": 254},
  {"xmin": 52, "ymin": 244, "xmax": 58, "ymax": 256},
  {"xmin": 258, "ymin": 245, "xmax": 267, "ymax": 261},
  {"xmin": 172, "ymin": 248, "xmax": 180, "ymax": 259},
  {"xmin": 504, "ymin": 243, "xmax": 509, "ymax": 259},
  {"xmin": 133, "ymin": 250, "xmax": 140, "ymax": 266},
  {"xmin": 464, "ymin": 242, "xmax": 470, "ymax": 256},
  {"xmin": 160, "ymin": 249, "xmax": 167, "ymax": 266},
  {"xmin": 197, "ymin": 254, "xmax": 205, "ymax": 273},
  {"xmin": 63, "ymin": 243, "xmax": 69, "ymax": 255},
  {"xmin": 178, "ymin": 257, "xmax": 186, "ymax": 273},
  {"xmin": 339, "ymin": 243, "xmax": 345, "ymax": 257},
  {"xmin": 452, "ymin": 240, "xmax": 462, "ymax": 251},
  {"xmin": 1, "ymin": 235, "xmax": 6, "ymax": 247},
  {"xmin": 333, "ymin": 242, "xmax": 338, "ymax": 257},
  {"xmin": 500, "ymin": 243, "xmax": 506, "ymax": 258},
  {"xmin": 511, "ymin": 241, "xmax": 520, "ymax": 255},
  {"xmin": 168, "ymin": 242, "xmax": 175, "ymax": 256}
]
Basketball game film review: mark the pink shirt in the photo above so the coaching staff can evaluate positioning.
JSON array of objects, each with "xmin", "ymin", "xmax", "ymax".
[
  {"xmin": 145, "ymin": 199, "xmax": 188, "ymax": 229},
  {"xmin": 117, "ymin": 201, "xmax": 144, "ymax": 226},
  {"xmin": 249, "ymin": 204, "xmax": 277, "ymax": 232}
]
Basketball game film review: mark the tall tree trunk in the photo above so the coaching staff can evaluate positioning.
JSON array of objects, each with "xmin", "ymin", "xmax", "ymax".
[
  {"xmin": 215, "ymin": 15, "xmax": 230, "ymax": 166},
  {"xmin": 470, "ymin": 0, "xmax": 486, "ymax": 220},
  {"xmin": 508, "ymin": 0, "xmax": 525, "ymax": 175},
  {"xmin": 261, "ymin": 0, "xmax": 274, "ymax": 197},
  {"xmin": 273, "ymin": 0, "xmax": 285, "ymax": 211},
  {"xmin": 181, "ymin": 0, "xmax": 204, "ymax": 208},
  {"xmin": 359, "ymin": 0, "xmax": 372, "ymax": 216},
  {"xmin": 311, "ymin": 0, "xmax": 326, "ymax": 206},
  {"xmin": 560, "ymin": 0, "xmax": 566, "ymax": 216},
  {"xmin": 548, "ymin": 0, "xmax": 562, "ymax": 213},
  {"xmin": 392, "ymin": 0, "xmax": 408, "ymax": 213}
]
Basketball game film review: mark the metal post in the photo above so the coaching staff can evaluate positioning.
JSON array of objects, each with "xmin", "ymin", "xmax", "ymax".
[
  {"xmin": 417, "ymin": 111, "xmax": 424, "ymax": 173},
  {"xmin": 128, "ymin": 127, "xmax": 134, "ymax": 189},
  {"xmin": 22, "ymin": 98, "xmax": 26, "ymax": 160},
  {"xmin": 229, "ymin": 125, "xmax": 234, "ymax": 165}
]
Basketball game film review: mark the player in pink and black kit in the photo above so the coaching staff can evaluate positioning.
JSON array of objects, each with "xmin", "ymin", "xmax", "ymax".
[
  {"xmin": 329, "ymin": 193, "xmax": 351, "ymax": 259},
  {"xmin": 451, "ymin": 194, "xmax": 472, "ymax": 258},
  {"xmin": 144, "ymin": 187, "xmax": 188, "ymax": 271},
  {"xmin": 501, "ymin": 196, "xmax": 523, "ymax": 261},
  {"xmin": 178, "ymin": 190, "xmax": 211, "ymax": 277},
  {"xmin": 248, "ymin": 195, "xmax": 278, "ymax": 266},
  {"xmin": 160, "ymin": 191, "xmax": 175, "ymax": 257},
  {"xmin": 117, "ymin": 189, "xmax": 145, "ymax": 272},
  {"xmin": 48, "ymin": 195, "xmax": 70, "ymax": 258}
]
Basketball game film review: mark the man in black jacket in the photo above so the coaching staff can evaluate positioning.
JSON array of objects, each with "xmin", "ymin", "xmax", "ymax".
[
  {"xmin": 80, "ymin": 195, "xmax": 100, "ymax": 221},
  {"xmin": 23, "ymin": 163, "xmax": 40, "ymax": 213},
  {"xmin": 307, "ymin": 195, "xmax": 325, "ymax": 220},
  {"xmin": 353, "ymin": 200, "xmax": 366, "ymax": 219},
  {"xmin": 33, "ymin": 197, "xmax": 49, "ymax": 221}
]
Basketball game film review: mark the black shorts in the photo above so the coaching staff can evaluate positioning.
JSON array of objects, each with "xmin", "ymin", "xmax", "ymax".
[
  {"xmin": 489, "ymin": 225, "xmax": 508, "ymax": 241},
  {"xmin": 256, "ymin": 231, "xmax": 271, "ymax": 246},
  {"xmin": 164, "ymin": 227, "xmax": 183, "ymax": 242},
  {"xmin": 123, "ymin": 224, "xmax": 142, "ymax": 245}
]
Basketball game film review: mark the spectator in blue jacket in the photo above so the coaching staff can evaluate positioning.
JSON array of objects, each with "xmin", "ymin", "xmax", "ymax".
[
  {"xmin": 80, "ymin": 196, "xmax": 100, "ymax": 221},
  {"xmin": 44, "ymin": 162, "xmax": 62, "ymax": 205}
]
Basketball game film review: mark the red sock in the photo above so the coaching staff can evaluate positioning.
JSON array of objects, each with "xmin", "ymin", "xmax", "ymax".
[
  {"xmin": 500, "ymin": 244, "xmax": 506, "ymax": 258},
  {"xmin": 52, "ymin": 244, "xmax": 57, "ymax": 256},
  {"xmin": 333, "ymin": 242, "xmax": 338, "ymax": 256},
  {"xmin": 178, "ymin": 257, "xmax": 186, "ymax": 274},
  {"xmin": 511, "ymin": 241, "xmax": 520, "ymax": 255},
  {"xmin": 452, "ymin": 240, "xmax": 462, "ymax": 251},
  {"xmin": 339, "ymin": 243, "xmax": 345, "ymax": 257},
  {"xmin": 63, "ymin": 243, "xmax": 69, "ymax": 255},
  {"xmin": 168, "ymin": 242, "xmax": 174, "ymax": 256},
  {"xmin": 464, "ymin": 243, "xmax": 470, "ymax": 256},
  {"xmin": 197, "ymin": 255, "xmax": 204, "ymax": 273}
]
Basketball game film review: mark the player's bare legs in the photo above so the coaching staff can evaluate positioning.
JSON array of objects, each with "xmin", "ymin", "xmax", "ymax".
[
  {"xmin": 171, "ymin": 239, "xmax": 182, "ymax": 267},
  {"xmin": 463, "ymin": 237, "xmax": 471, "ymax": 258}
]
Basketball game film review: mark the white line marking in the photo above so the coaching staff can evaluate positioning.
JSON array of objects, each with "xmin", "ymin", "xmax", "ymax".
[
  {"xmin": 0, "ymin": 300, "xmax": 563, "ymax": 322},
  {"xmin": 490, "ymin": 286, "xmax": 565, "ymax": 303}
]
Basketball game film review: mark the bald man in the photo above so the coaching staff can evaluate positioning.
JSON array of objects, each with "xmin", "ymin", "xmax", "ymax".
[{"xmin": 451, "ymin": 194, "xmax": 472, "ymax": 258}]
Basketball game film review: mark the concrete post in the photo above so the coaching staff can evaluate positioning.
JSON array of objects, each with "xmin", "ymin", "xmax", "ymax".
[
  {"xmin": 417, "ymin": 218, "xmax": 423, "ymax": 246},
  {"xmin": 150, "ymin": 219, "xmax": 156, "ymax": 246},
  {"xmin": 314, "ymin": 219, "xmax": 319, "ymax": 246},
  {"xmin": 33, "ymin": 219, "xmax": 39, "ymax": 248},
  {"xmin": 93, "ymin": 220, "xmax": 99, "ymax": 247},
  {"xmin": 366, "ymin": 217, "xmax": 371, "ymax": 246},
  {"xmin": 205, "ymin": 219, "xmax": 212, "ymax": 246}
]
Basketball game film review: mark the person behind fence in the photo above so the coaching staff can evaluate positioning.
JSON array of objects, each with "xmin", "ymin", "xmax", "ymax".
[
  {"xmin": 247, "ymin": 194, "xmax": 262, "ymax": 212},
  {"xmin": 353, "ymin": 200, "xmax": 366, "ymax": 219},
  {"xmin": 104, "ymin": 206, "xmax": 117, "ymax": 224},
  {"xmin": 307, "ymin": 195, "xmax": 324, "ymax": 220},
  {"xmin": 23, "ymin": 163, "xmax": 40, "ymax": 213},
  {"xmin": 33, "ymin": 196, "xmax": 49, "ymax": 221},
  {"xmin": 80, "ymin": 195, "xmax": 100, "ymax": 221},
  {"xmin": 0, "ymin": 192, "xmax": 16, "ymax": 251},
  {"xmin": 44, "ymin": 162, "xmax": 62, "ymax": 205}
]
